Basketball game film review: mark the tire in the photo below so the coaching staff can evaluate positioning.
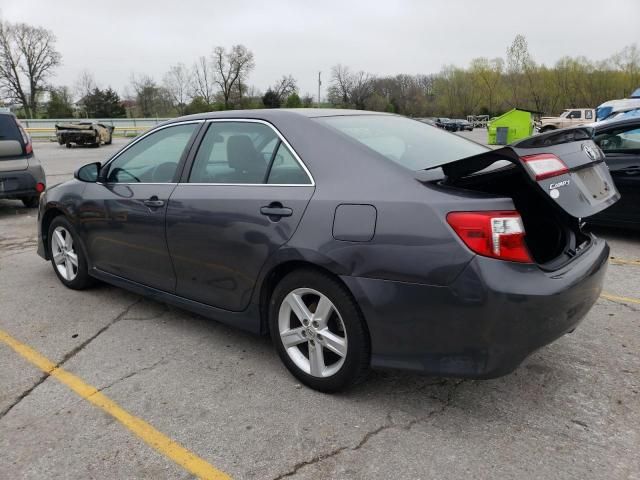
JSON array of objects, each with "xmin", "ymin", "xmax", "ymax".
[
  {"xmin": 48, "ymin": 216, "xmax": 94, "ymax": 290},
  {"xmin": 21, "ymin": 196, "xmax": 39, "ymax": 208},
  {"xmin": 65, "ymin": 142, "xmax": 72, "ymax": 148},
  {"xmin": 105, "ymin": 131, "xmax": 113, "ymax": 145},
  {"xmin": 269, "ymin": 269, "xmax": 370, "ymax": 392}
]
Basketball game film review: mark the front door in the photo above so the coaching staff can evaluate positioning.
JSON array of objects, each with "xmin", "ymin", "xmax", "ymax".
[
  {"xmin": 166, "ymin": 120, "xmax": 315, "ymax": 311},
  {"xmin": 79, "ymin": 122, "xmax": 200, "ymax": 291}
]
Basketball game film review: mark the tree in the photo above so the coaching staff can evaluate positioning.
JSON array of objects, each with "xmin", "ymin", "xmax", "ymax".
[
  {"xmin": 271, "ymin": 75, "xmax": 297, "ymax": 103},
  {"xmin": 46, "ymin": 86, "xmax": 73, "ymax": 118},
  {"xmin": 184, "ymin": 96, "xmax": 213, "ymax": 115},
  {"xmin": 0, "ymin": 20, "xmax": 61, "ymax": 117},
  {"xmin": 83, "ymin": 87, "xmax": 126, "ymax": 118},
  {"xmin": 163, "ymin": 63, "xmax": 190, "ymax": 114},
  {"xmin": 212, "ymin": 45, "xmax": 255, "ymax": 109},
  {"xmin": 285, "ymin": 92, "xmax": 302, "ymax": 108},
  {"xmin": 262, "ymin": 89, "xmax": 280, "ymax": 108},
  {"xmin": 74, "ymin": 70, "xmax": 96, "ymax": 101},
  {"xmin": 131, "ymin": 75, "xmax": 173, "ymax": 117},
  {"xmin": 192, "ymin": 56, "xmax": 216, "ymax": 105},
  {"xmin": 327, "ymin": 65, "xmax": 373, "ymax": 109}
]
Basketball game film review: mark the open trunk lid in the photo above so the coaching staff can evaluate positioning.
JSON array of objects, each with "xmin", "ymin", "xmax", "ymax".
[{"xmin": 434, "ymin": 126, "xmax": 619, "ymax": 219}]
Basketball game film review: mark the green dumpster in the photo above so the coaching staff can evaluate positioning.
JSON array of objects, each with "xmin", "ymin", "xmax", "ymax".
[{"xmin": 487, "ymin": 108, "xmax": 538, "ymax": 145}]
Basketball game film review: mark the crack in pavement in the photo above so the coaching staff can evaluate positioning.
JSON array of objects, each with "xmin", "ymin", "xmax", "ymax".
[
  {"xmin": 0, "ymin": 297, "xmax": 142, "ymax": 421},
  {"xmin": 272, "ymin": 379, "xmax": 466, "ymax": 480},
  {"xmin": 4, "ymin": 356, "xmax": 170, "ymax": 432}
]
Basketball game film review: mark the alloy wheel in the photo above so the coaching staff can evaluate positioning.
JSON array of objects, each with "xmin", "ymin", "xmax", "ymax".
[
  {"xmin": 51, "ymin": 226, "xmax": 78, "ymax": 281},
  {"xmin": 278, "ymin": 288, "xmax": 348, "ymax": 378}
]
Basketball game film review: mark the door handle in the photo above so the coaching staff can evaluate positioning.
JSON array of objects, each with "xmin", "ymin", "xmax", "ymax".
[
  {"xmin": 260, "ymin": 203, "xmax": 293, "ymax": 219},
  {"xmin": 143, "ymin": 196, "xmax": 165, "ymax": 208}
]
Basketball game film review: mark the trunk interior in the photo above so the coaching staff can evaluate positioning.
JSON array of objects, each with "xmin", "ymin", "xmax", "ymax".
[{"xmin": 440, "ymin": 165, "xmax": 592, "ymax": 269}]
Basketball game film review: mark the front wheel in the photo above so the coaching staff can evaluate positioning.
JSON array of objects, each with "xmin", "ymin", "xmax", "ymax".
[
  {"xmin": 269, "ymin": 269, "xmax": 370, "ymax": 392},
  {"xmin": 48, "ymin": 216, "xmax": 94, "ymax": 290}
]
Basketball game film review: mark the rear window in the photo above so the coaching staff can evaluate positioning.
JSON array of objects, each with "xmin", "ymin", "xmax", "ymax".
[
  {"xmin": 0, "ymin": 115, "xmax": 20, "ymax": 141},
  {"xmin": 315, "ymin": 115, "xmax": 487, "ymax": 170}
]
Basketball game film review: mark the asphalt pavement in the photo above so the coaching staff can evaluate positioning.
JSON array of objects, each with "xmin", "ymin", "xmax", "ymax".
[{"xmin": 0, "ymin": 133, "xmax": 638, "ymax": 479}]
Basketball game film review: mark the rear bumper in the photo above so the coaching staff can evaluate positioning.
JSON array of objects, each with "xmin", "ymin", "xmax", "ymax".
[
  {"xmin": 0, "ymin": 170, "xmax": 43, "ymax": 199},
  {"xmin": 342, "ymin": 236, "xmax": 609, "ymax": 378}
]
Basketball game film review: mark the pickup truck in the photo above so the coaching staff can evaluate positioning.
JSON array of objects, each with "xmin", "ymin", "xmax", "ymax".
[
  {"xmin": 55, "ymin": 122, "xmax": 114, "ymax": 148},
  {"xmin": 536, "ymin": 108, "xmax": 595, "ymax": 132}
]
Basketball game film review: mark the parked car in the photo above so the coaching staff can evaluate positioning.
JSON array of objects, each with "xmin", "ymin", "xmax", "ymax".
[
  {"xmin": 453, "ymin": 119, "xmax": 473, "ymax": 131},
  {"xmin": 435, "ymin": 117, "xmax": 458, "ymax": 131},
  {"xmin": 0, "ymin": 112, "xmax": 45, "ymax": 208},
  {"xmin": 596, "ymin": 98, "xmax": 640, "ymax": 122},
  {"xmin": 536, "ymin": 108, "xmax": 595, "ymax": 132},
  {"xmin": 587, "ymin": 117, "xmax": 640, "ymax": 229},
  {"xmin": 37, "ymin": 110, "xmax": 616, "ymax": 391},
  {"xmin": 55, "ymin": 122, "xmax": 114, "ymax": 148}
]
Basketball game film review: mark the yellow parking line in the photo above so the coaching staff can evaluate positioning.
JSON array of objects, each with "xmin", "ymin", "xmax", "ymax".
[
  {"xmin": 600, "ymin": 292, "xmax": 640, "ymax": 305},
  {"xmin": 609, "ymin": 258, "xmax": 640, "ymax": 267},
  {"xmin": 0, "ymin": 329, "xmax": 231, "ymax": 480}
]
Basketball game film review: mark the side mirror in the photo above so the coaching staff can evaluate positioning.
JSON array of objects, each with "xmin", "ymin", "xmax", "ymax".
[{"xmin": 74, "ymin": 162, "xmax": 101, "ymax": 182}]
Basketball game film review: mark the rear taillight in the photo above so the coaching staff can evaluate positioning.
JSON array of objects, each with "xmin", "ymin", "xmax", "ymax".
[
  {"xmin": 15, "ymin": 121, "xmax": 33, "ymax": 155},
  {"xmin": 520, "ymin": 153, "xmax": 568, "ymax": 180},
  {"xmin": 446, "ymin": 211, "xmax": 533, "ymax": 263},
  {"xmin": 35, "ymin": 182, "xmax": 45, "ymax": 193}
]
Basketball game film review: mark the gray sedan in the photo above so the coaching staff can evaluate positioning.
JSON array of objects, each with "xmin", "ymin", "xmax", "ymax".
[{"xmin": 37, "ymin": 110, "xmax": 617, "ymax": 391}]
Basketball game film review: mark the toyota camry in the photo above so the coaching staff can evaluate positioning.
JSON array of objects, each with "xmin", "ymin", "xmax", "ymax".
[{"xmin": 37, "ymin": 110, "xmax": 618, "ymax": 391}]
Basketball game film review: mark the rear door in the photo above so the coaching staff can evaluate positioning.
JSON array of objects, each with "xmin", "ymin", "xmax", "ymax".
[{"xmin": 166, "ymin": 120, "xmax": 315, "ymax": 311}]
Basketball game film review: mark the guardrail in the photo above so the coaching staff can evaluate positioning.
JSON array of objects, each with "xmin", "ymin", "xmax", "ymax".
[{"xmin": 20, "ymin": 118, "xmax": 171, "ymax": 138}]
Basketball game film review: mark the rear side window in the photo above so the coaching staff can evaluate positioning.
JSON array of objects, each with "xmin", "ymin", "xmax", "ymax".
[
  {"xmin": 189, "ymin": 121, "xmax": 310, "ymax": 185},
  {"xmin": 267, "ymin": 143, "xmax": 311, "ymax": 185},
  {"xmin": 585, "ymin": 110, "xmax": 593, "ymax": 120},
  {"xmin": 315, "ymin": 115, "xmax": 487, "ymax": 170},
  {"xmin": 189, "ymin": 122, "xmax": 278, "ymax": 184}
]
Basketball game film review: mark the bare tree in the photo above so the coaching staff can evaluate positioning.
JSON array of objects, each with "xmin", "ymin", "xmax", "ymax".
[
  {"xmin": 0, "ymin": 20, "xmax": 61, "ymax": 117},
  {"xmin": 74, "ymin": 70, "xmax": 97, "ymax": 101},
  {"xmin": 212, "ymin": 45, "xmax": 255, "ymax": 109},
  {"xmin": 271, "ymin": 74, "xmax": 297, "ymax": 103},
  {"xmin": 192, "ymin": 56, "xmax": 215, "ymax": 105},
  {"xmin": 327, "ymin": 64, "xmax": 353, "ymax": 105},
  {"xmin": 327, "ymin": 65, "xmax": 372, "ymax": 109},
  {"xmin": 163, "ymin": 63, "xmax": 190, "ymax": 114}
]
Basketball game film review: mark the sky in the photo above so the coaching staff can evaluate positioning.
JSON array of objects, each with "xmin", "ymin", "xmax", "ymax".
[{"xmin": 1, "ymin": 0, "xmax": 639, "ymax": 100}]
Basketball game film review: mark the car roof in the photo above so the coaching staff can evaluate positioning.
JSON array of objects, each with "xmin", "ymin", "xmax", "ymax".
[{"xmin": 169, "ymin": 108, "xmax": 393, "ymax": 124}]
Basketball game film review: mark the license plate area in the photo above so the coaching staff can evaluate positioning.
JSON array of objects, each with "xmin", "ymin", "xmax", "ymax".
[{"xmin": 574, "ymin": 166, "xmax": 610, "ymax": 202}]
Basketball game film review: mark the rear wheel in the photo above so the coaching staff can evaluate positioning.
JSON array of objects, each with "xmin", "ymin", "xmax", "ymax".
[
  {"xmin": 269, "ymin": 269, "xmax": 370, "ymax": 392},
  {"xmin": 21, "ymin": 196, "xmax": 39, "ymax": 208},
  {"xmin": 48, "ymin": 216, "xmax": 94, "ymax": 290}
]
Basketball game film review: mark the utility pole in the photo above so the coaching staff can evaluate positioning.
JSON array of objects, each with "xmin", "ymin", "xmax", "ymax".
[{"xmin": 317, "ymin": 71, "xmax": 321, "ymax": 108}]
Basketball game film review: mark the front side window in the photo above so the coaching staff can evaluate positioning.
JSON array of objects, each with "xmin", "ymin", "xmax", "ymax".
[
  {"xmin": 570, "ymin": 110, "xmax": 582, "ymax": 119},
  {"xmin": 189, "ymin": 122, "xmax": 282, "ymax": 184},
  {"xmin": 105, "ymin": 123, "xmax": 197, "ymax": 183},
  {"xmin": 595, "ymin": 126, "xmax": 640, "ymax": 152}
]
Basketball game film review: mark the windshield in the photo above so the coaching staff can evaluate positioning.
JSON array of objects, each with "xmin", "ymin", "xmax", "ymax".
[
  {"xmin": 596, "ymin": 106, "xmax": 613, "ymax": 121},
  {"xmin": 315, "ymin": 115, "xmax": 488, "ymax": 170}
]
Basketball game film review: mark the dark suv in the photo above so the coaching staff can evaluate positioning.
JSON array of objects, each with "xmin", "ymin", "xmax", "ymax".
[{"xmin": 0, "ymin": 112, "xmax": 45, "ymax": 207}]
